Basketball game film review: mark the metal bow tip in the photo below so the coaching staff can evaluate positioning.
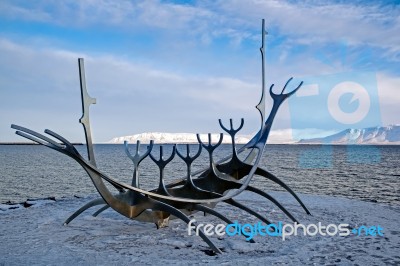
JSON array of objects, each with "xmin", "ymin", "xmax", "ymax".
[{"xmin": 10, "ymin": 19, "xmax": 310, "ymax": 254}]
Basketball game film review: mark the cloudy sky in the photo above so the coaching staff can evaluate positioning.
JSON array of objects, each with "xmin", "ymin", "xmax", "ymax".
[{"xmin": 0, "ymin": 0, "xmax": 399, "ymax": 143}]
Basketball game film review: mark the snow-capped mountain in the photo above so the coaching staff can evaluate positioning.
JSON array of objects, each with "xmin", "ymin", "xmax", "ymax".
[
  {"xmin": 108, "ymin": 132, "xmax": 251, "ymax": 144},
  {"xmin": 298, "ymin": 125, "xmax": 400, "ymax": 144}
]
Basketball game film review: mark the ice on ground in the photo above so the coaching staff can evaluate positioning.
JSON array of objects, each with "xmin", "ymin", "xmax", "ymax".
[
  {"xmin": 0, "ymin": 192, "xmax": 399, "ymax": 265},
  {"xmin": 0, "ymin": 204, "xmax": 23, "ymax": 211},
  {"xmin": 0, "ymin": 197, "xmax": 56, "ymax": 211}
]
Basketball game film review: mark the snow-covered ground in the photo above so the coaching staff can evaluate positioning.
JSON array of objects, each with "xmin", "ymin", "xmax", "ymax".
[{"xmin": 1, "ymin": 192, "xmax": 399, "ymax": 265}]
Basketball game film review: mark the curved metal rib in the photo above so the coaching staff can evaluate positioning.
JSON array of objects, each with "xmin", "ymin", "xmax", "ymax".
[
  {"xmin": 217, "ymin": 118, "xmax": 310, "ymax": 217},
  {"xmin": 168, "ymin": 143, "xmax": 220, "ymax": 199},
  {"xmin": 194, "ymin": 132, "xmax": 275, "ymax": 224},
  {"xmin": 245, "ymin": 186, "xmax": 298, "ymax": 222},
  {"xmin": 176, "ymin": 143, "xmax": 202, "ymax": 186},
  {"xmin": 93, "ymin": 204, "xmax": 109, "ymax": 217},
  {"xmin": 225, "ymin": 198, "xmax": 271, "ymax": 225},
  {"xmin": 193, "ymin": 204, "xmax": 255, "ymax": 243},
  {"xmin": 150, "ymin": 199, "xmax": 222, "ymax": 254},
  {"xmin": 193, "ymin": 118, "xmax": 301, "ymax": 222},
  {"xmin": 218, "ymin": 118, "xmax": 246, "ymax": 180},
  {"xmin": 64, "ymin": 198, "xmax": 105, "ymax": 225},
  {"xmin": 217, "ymin": 154, "xmax": 309, "ymax": 216},
  {"xmin": 254, "ymin": 167, "xmax": 311, "ymax": 215},
  {"xmin": 149, "ymin": 145, "xmax": 176, "ymax": 195},
  {"xmin": 155, "ymin": 144, "xmax": 255, "ymax": 242},
  {"xmin": 125, "ymin": 140, "xmax": 154, "ymax": 189}
]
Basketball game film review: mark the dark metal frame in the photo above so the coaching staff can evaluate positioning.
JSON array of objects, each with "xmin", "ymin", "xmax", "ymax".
[{"xmin": 11, "ymin": 19, "xmax": 311, "ymax": 254}]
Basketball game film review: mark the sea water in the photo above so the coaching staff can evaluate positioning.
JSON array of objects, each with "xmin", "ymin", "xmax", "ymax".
[{"xmin": 0, "ymin": 144, "xmax": 399, "ymax": 205}]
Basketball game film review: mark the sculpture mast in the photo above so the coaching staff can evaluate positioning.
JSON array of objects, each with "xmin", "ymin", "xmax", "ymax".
[
  {"xmin": 78, "ymin": 58, "xmax": 97, "ymax": 167},
  {"xmin": 245, "ymin": 19, "xmax": 267, "ymax": 164},
  {"xmin": 256, "ymin": 18, "xmax": 267, "ymax": 132}
]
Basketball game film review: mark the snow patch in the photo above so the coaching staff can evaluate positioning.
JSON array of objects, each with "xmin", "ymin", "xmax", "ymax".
[{"xmin": 108, "ymin": 132, "xmax": 252, "ymax": 144}]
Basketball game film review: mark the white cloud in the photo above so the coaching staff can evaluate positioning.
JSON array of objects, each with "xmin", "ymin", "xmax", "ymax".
[
  {"xmin": 212, "ymin": 0, "xmax": 400, "ymax": 52},
  {"xmin": 376, "ymin": 73, "xmax": 400, "ymax": 126},
  {"xmin": 0, "ymin": 38, "xmax": 265, "ymax": 142},
  {"xmin": 2, "ymin": 0, "xmax": 398, "ymax": 53}
]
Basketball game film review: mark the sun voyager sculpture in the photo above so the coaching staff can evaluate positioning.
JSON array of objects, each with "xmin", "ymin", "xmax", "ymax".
[{"xmin": 11, "ymin": 19, "xmax": 311, "ymax": 254}]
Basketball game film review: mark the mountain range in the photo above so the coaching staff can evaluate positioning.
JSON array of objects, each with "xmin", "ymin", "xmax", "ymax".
[
  {"xmin": 108, "ymin": 125, "xmax": 400, "ymax": 145},
  {"xmin": 108, "ymin": 132, "xmax": 251, "ymax": 144},
  {"xmin": 298, "ymin": 125, "xmax": 400, "ymax": 144}
]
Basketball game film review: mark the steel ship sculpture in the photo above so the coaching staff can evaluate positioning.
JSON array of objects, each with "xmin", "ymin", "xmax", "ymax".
[{"xmin": 11, "ymin": 20, "xmax": 311, "ymax": 254}]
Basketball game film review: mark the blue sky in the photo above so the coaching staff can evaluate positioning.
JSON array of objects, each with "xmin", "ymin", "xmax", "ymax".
[{"xmin": 0, "ymin": 0, "xmax": 399, "ymax": 143}]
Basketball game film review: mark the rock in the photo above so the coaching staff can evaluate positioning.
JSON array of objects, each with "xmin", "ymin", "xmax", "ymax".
[{"xmin": 23, "ymin": 201, "xmax": 34, "ymax": 208}]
